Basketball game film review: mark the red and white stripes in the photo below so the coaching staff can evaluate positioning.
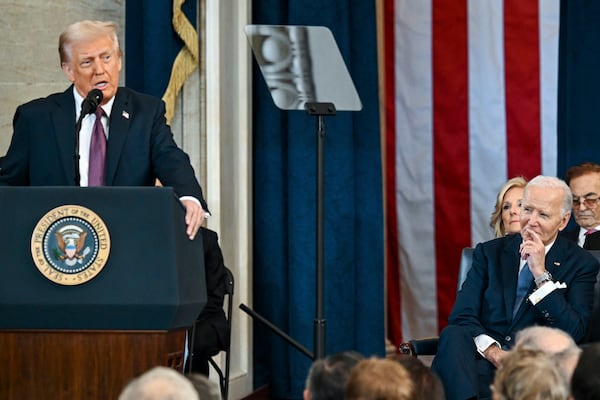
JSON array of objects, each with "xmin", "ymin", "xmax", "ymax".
[{"xmin": 383, "ymin": 0, "xmax": 559, "ymax": 345}]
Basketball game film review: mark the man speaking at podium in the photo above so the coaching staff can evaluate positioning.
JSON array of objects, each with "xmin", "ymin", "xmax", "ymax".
[{"xmin": 0, "ymin": 20, "xmax": 208, "ymax": 241}]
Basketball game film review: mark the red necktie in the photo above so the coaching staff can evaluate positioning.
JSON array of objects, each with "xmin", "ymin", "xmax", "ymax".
[
  {"xmin": 88, "ymin": 107, "xmax": 106, "ymax": 186},
  {"xmin": 586, "ymin": 229, "xmax": 598, "ymax": 236}
]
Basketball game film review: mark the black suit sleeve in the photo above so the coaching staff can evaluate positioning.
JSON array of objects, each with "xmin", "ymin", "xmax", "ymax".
[
  {"xmin": 584, "ymin": 231, "xmax": 600, "ymax": 250},
  {"xmin": 201, "ymin": 228, "xmax": 228, "ymax": 315}
]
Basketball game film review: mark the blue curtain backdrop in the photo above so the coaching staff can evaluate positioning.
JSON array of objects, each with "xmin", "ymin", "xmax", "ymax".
[
  {"xmin": 124, "ymin": 1, "xmax": 383, "ymax": 398},
  {"xmin": 121, "ymin": 1, "xmax": 600, "ymax": 399},
  {"xmin": 557, "ymin": 1, "xmax": 600, "ymax": 176},
  {"xmin": 251, "ymin": 1, "xmax": 384, "ymax": 398},
  {"xmin": 125, "ymin": 0, "xmax": 196, "ymax": 98}
]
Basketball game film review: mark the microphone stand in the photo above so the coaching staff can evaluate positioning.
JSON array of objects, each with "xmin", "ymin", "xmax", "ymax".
[
  {"xmin": 74, "ymin": 89, "xmax": 103, "ymax": 186},
  {"xmin": 74, "ymin": 113, "xmax": 86, "ymax": 186}
]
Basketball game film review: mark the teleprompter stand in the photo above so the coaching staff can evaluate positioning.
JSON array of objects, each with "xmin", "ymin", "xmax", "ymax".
[{"xmin": 242, "ymin": 25, "xmax": 361, "ymax": 360}]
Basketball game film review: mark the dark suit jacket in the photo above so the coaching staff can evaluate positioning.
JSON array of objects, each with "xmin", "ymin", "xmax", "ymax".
[
  {"xmin": 561, "ymin": 229, "xmax": 579, "ymax": 243},
  {"xmin": 451, "ymin": 234, "xmax": 599, "ymax": 346},
  {"xmin": 561, "ymin": 228, "xmax": 600, "ymax": 250},
  {"xmin": 433, "ymin": 234, "xmax": 599, "ymax": 400},
  {"xmin": 0, "ymin": 86, "xmax": 207, "ymax": 210}
]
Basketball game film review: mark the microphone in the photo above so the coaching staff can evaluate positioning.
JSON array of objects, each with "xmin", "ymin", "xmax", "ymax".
[
  {"xmin": 81, "ymin": 89, "xmax": 104, "ymax": 116},
  {"xmin": 74, "ymin": 89, "xmax": 104, "ymax": 186}
]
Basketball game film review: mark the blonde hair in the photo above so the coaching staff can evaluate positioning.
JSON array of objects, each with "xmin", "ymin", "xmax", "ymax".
[
  {"xmin": 514, "ymin": 326, "xmax": 581, "ymax": 383},
  {"xmin": 345, "ymin": 357, "xmax": 414, "ymax": 400},
  {"xmin": 59, "ymin": 20, "xmax": 121, "ymax": 65},
  {"xmin": 492, "ymin": 348, "xmax": 569, "ymax": 400},
  {"xmin": 490, "ymin": 177, "xmax": 527, "ymax": 238}
]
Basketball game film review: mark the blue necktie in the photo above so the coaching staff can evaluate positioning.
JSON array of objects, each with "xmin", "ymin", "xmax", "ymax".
[{"xmin": 513, "ymin": 263, "xmax": 532, "ymax": 317}]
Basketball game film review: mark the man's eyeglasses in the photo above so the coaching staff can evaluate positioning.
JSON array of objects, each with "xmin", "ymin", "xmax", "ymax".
[{"xmin": 573, "ymin": 197, "xmax": 600, "ymax": 209}]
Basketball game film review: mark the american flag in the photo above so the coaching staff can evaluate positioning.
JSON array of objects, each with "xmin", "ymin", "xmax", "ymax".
[{"xmin": 382, "ymin": 0, "xmax": 559, "ymax": 345}]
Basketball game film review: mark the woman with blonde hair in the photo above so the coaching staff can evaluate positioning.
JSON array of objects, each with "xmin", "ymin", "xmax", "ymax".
[
  {"xmin": 492, "ymin": 348, "xmax": 570, "ymax": 400},
  {"xmin": 345, "ymin": 357, "xmax": 415, "ymax": 400},
  {"xmin": 489, "ymin": 177, "xmax": 527, "ymax": 238}
]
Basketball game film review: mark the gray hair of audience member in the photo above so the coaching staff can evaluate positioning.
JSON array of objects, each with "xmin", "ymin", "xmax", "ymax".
[
  {"xmin": 393, "ymin": 355, "xmax": 445, "ymax": 400},
  {"xmin": 524, "ymin": 175, "xmax": 573, "ymax": 218},
  {"xmin": 303, "ymin": 351, "xmax": 364, "ymax": 400},
  {"xmin": 492, "ymin": 348, "xmax": 570, "ymax": 400},
  {"xmin": 515, "ymin": 326, "xmax": 582, "ymax": 382},
  {"xmin": 345, "ymin": 357, "xmax": 414, "ymax": 400},
  {"xmin": 59, "ymin": 20, "xmax": 122, "ymax": 65},
  {"xmin": 186, "ymin": 373, "xmax": 221, "ymax": 400},
  {"xmin": 571, "ymin": 342, "xmax": 600, "ymax": 400},
  {"xmin": 118, "ymin": 366, "xmax": 199, "ymax": 400}
]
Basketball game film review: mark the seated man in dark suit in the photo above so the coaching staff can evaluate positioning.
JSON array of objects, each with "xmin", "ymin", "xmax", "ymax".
[
  {"xmin": 432, "ymin": 175, "xmax": 599, "ymax": 400},
  {"xmin": 186, "ymin": 227, "xmax": 229, "ymax": 376},
  {"xmin": 562, "ymin": 162, "xmax": 600, "ymax": 249}
]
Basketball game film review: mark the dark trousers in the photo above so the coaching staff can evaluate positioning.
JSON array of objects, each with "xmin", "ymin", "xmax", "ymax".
[
  {"xmin": 185, "ymin": 322, "xmax": 224, "ymax": 376},
  {"xmin": 431, "ymin": 325, "xmax": 495, "ymax": 400}
]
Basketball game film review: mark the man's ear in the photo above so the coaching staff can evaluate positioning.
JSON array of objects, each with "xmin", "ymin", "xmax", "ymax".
[
  {"xmin": 558, "ymin": 212, "xmax": 571, "ymax": 232},
  {"xmin": 62, "ymin": 62, "xmax": 75, "ymax": 83}
]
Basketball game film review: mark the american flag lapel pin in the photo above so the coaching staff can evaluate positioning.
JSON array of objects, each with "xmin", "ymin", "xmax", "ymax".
[{"xmin": 122, "ymin": 110, "xmax": 130, "ymax": 119}]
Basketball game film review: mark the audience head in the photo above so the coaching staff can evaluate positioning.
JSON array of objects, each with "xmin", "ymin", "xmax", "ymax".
[
  {"xmin": 345, "ymin": 357, "xmax": 414, "ymax": 400},
  {"xmin": 303, "ymin": 351, "xmax": 363, "ymax": 400},
  {"xmin": 393, "ymin": 355, "xmax": 445, "ymax": 400},
  {"xmin": 118, "ymin": 366, "xmax": 199, "ymax": 400},
  {"xmin": 59, "ymin": 20, "xmax": 122, "ymax": 104},
  {"xmin": 521, "ymin": 175, "xmax": 572, "ymax": 245},
  {"xmin": 515, "ymin": 326, "xmax": 581, "ymax": 382},
  {"xmin": 571, "ymin": 342, "xmax": 600, "ymax": 400},
  {"xmin": 565, "ymin": 162, "xmax": 600, "ymax": 230},
  {"xmin": 186, "ymin": 373, "xmax": 221, "ymax": 400},
  {"xmin": 490, "ymin": 177, "xmax": 527, "ymax": 237},
  {"xmin": 492, "ymin": 347, "xmax": 570, "ymax": 400}
]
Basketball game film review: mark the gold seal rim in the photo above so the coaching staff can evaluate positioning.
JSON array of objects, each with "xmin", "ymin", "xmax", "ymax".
[{"xmin": 30, "ymin": 204, "xmax": 111, "ymax": 286}]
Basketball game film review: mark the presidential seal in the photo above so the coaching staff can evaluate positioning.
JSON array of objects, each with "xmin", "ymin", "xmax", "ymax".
[{"xmin": 30, "ymin": 205, "xmax": 111, "ymax": 285}]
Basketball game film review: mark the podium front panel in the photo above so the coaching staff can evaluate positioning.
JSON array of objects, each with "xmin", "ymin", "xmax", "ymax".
[{"xmin": 0, "ymin": 187, "xmax": 206, "ymax": 330}]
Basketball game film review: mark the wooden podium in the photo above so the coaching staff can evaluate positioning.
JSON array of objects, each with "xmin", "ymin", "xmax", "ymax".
[{"xmin": 0, "ymin": 187, "xmax": 206, "ymax": 399}]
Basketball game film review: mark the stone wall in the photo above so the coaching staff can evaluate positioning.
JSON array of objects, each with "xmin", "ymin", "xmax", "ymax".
[{"xmin": 0, "ymin": 0, "xmax": 124, "ymax": 154}]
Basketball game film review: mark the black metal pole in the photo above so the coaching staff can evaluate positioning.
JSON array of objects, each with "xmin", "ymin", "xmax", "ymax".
[
  {"xmin": 239, "ymin": 304, "xmax": 314, "ymax": 359},
  {"xmin": 314, "ymin": 113, "xmax": 326, "ymax": 360},
  {"xmin": 305, "ymin": 102, "xmax": 335, "ymax": 360}
]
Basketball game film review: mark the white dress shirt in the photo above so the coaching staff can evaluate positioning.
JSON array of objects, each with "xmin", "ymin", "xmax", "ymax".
[{"xmin": 73, "ymin": 87, "xmax": 114, "ymax": 187}]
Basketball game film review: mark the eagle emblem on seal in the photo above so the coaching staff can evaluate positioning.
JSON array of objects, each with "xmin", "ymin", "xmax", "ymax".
[{"xmin": 54, "ymin": 225, "xmax": 91, "ymax": 266}]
